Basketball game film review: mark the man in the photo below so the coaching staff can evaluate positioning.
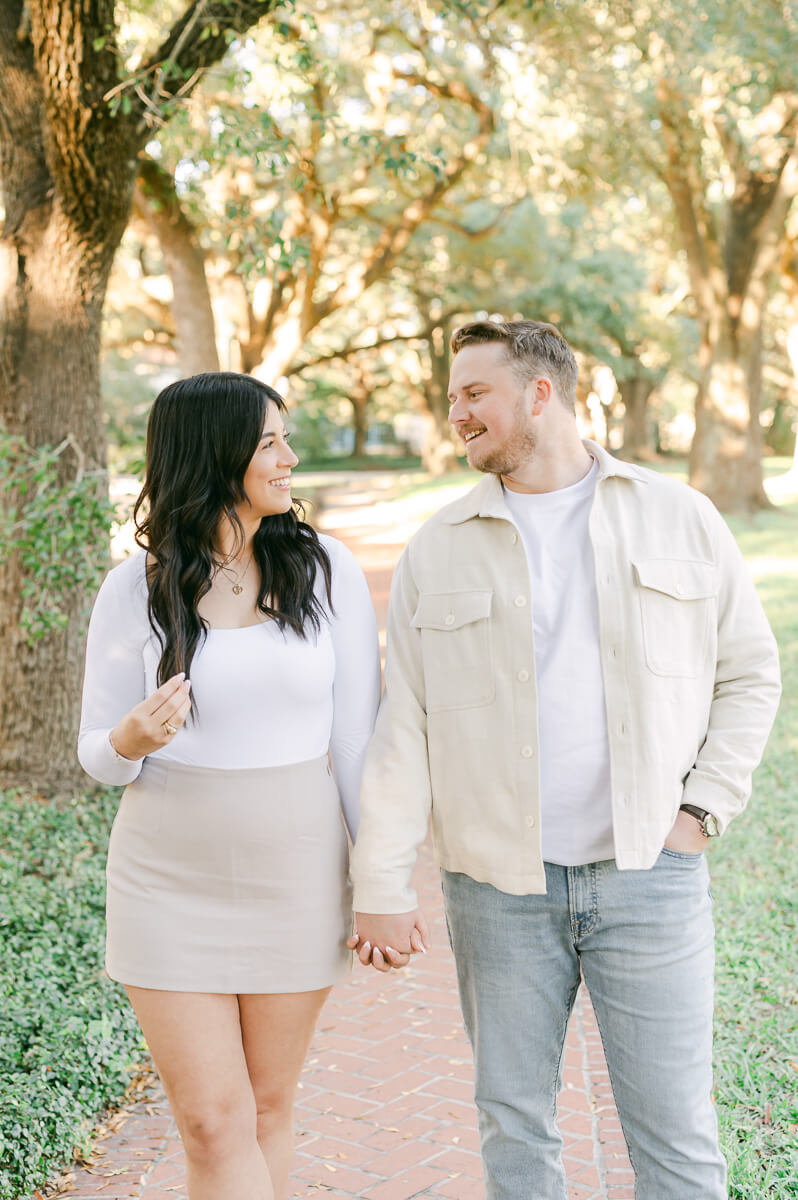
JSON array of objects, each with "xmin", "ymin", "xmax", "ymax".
[{"xmin": 348, "ymin": 320, "xmax": 781, "ymax": 1199}]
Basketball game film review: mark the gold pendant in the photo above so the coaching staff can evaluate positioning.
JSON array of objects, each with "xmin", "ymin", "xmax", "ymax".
[{"xmin": 232, "ymin": 583, "xmax": 243, "ymax": 595}]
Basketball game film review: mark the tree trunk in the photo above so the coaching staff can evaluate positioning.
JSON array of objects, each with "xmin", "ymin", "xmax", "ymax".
[
  {"xmin": 1, "ymin": 199, "xmax": 130, "ymax": 789},
  {"xmin": 0, "ymin": 0, "xmax": 281, "ymax": 790},
  {"xmin": 620, "ymin": 370, "xmax": 656, "ymax": 459},
  {"xmin": 349, "ymin": 386, "xmax": 369, "ymax": 458},
  {"xmin": 135, "ymin": 157, "xmax": 220, "ymax": 375},
  {"xmin": 689, "ymin": 314, "xmax": 769, "ymax": 512},
  {"xmin": 420, "ymin": 320, "xmax": 459, "ymax": 475}
]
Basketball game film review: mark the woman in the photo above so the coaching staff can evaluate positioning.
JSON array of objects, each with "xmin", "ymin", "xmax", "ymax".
[{"xmin": 78, "ymin": 372, "xmax": 381, "ymax": 1200}]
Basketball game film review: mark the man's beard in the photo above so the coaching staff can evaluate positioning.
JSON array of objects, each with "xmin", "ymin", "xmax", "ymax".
[{"xmin": 471, "ymin": 426, "xmax": 537, "ymax": 476}]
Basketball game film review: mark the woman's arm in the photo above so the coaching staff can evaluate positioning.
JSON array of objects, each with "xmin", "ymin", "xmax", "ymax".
[
  {"xmin": 77, "ymin": 558, "xmax": 150, "ymax": 785},
  {"xmin": 324, "ymin": 537, "xmax": 382, "ymax": 840}
]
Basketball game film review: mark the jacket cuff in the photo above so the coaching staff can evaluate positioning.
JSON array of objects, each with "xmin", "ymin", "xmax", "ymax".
[
  {"xmin": 680, "ymin": 774, "xmax": 740, "ymax": 835},
  {"xmin": 352, "ymin": 880, "xmax": 419, "ymax": 915}
]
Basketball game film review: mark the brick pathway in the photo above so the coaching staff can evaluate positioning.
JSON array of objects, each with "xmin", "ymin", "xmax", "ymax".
[{"xmin": 37, "ymin": 478, "xmax": 633, "ymax": 1200}]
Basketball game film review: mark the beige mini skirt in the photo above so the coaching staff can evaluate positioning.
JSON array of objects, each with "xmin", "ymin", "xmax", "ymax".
[{"xmin": 105, "ymin": 756, "xmax": 352, "ymax": 993}]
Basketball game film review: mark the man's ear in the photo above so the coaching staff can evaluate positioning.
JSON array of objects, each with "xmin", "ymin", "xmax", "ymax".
[{"xmin": 529, "ymin": 376, "xmax": 553, "ymax": 415}]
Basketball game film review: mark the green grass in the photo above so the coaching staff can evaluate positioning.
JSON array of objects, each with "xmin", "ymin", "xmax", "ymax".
[{"xmin": 710, "ymin": 497, "xmax": 798, "ymax": 1196}]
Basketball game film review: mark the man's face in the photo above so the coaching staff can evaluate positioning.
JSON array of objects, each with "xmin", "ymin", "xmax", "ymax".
[{"xmin": 448, "ymin": 343, "xmax": 536, "ymax": 475}]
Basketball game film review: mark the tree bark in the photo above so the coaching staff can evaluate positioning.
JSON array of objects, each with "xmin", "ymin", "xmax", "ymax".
[
  {"xmin": 656, "ymin": 79, "xmax": 798, "ymax": 511},
  {"xmin": 620, "ymin": 369, "xmax": 657, "ymax": 459},
  {"xmin": 134, "ymin": 157, "xmax": 220, "ymax": 375},
  {"xmin": 689, "ymin": 316, "xmax": 769, "ymax": 510},
  {"xmin": 420, "ymin": 319, "xmax": 459, "ymax": 475},
  {"xmin": 349, "ymin": 387, "xmax": 369, "ymax": 459}
]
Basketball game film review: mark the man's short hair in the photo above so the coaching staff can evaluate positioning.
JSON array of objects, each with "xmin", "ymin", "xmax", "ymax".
[{"xmin": 450, "ymin": 319, "xmax": 578, "ymax": 411}]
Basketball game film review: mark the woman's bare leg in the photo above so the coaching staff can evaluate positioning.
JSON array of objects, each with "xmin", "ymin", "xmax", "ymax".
[
  {"xmin": 126, "ymin": 987, "xmax": 273, "ymax": 1200},
  {"xmin": 238, "ymin": 987, "xmax": 332, "ymax": 1198}
]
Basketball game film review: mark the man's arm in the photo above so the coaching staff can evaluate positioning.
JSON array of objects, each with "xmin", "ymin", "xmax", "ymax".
[
  {"xmin": 349, "ymin": 542, "xmax": 434, "ymax": 964},
  {"xmin": 680, "ymin": 497, "xmax": 781, "ymax": 831}
]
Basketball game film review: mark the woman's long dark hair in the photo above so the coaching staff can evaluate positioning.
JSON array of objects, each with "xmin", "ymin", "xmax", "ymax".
[{"xmin": 133, "ymin": 372, "xmax": 332, "ymax": 694}]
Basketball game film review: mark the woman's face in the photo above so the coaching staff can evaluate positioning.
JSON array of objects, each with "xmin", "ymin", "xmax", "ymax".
[{"xmin": 239, "ymin": 402, "xmax": 299, "ymax": 520}]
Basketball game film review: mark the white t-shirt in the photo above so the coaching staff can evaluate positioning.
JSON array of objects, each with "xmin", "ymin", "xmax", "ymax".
[
  {"xmin": 502, "ymin": 460, "xmax": 615, "ymax": 865},
  {"xmin": 77, "ymin": 535, "xmax": 382, "ymax": 839}
]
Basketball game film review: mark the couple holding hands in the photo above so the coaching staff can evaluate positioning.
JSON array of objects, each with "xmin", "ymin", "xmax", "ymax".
[{"xmin": 79, "ymin": 321, "xmax": 780, "ymax": 1200}]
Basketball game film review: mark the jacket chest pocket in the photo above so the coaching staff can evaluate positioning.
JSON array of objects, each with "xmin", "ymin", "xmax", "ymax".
[
  {"xmin": 412, "ymin": 589, "xmax": 495, "ymax": 712},
  {"xmin": 633, "ymin": 558, "xmax": 716, "ymax": 678}
]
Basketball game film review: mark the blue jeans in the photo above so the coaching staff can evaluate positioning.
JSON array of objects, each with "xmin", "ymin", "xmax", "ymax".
[{"xmin": 441, "ymin": 854, "xmax": 727, "ymax": 1200}]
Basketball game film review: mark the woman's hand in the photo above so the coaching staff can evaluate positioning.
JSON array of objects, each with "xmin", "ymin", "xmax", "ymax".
[
  {"xmin": 109, "ymin": 673, "xmax": 192, "ymax": 761},
  {"xmin": 348, "ymin": 910, "xmax": 429, "ymax": 972}
]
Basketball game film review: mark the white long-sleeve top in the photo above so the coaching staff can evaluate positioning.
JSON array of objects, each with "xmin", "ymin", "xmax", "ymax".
[{"xmin": 78, "ymin": 534, "xmax": 382, "ymax": 839}]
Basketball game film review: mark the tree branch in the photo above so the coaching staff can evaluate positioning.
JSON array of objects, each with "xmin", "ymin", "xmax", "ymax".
[
  {"xmin": 311, "ymin": 65, "xmax": 495, "ymax": 326},
  {"xmin": 127, "ymin": 0, "xmax": 283, "ymax": 144}
]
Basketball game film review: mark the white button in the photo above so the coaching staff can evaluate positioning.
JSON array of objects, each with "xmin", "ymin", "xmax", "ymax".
[
  {"xmin": 517, "ymin": 669, "xmax": 530, "ymax": 682},
  {"xmin": 444, "ymin": 614, "xmax": 455, "ymax": 626},
  {"xmin": 514, "ymin": 595, "xmax": 527, "ymax": 608},
  {"xmin": 618, "ymin": 722, "xmax": 626, "ymax": 735},
  {"xmin": 609, "ymin": 647, "xmax": 618, "ymax": 659},
  {"xmin": 521, "ymin": 744, "xmax": 535, "ymax": 758},
  {"xmin": 621, "ymin": 794, "xmax": 632, "ymax": 807},
  {"xmin": 510, "ymin": 532, "xmax": 518, "ymax": 545},
  {"xmin": 675, "ymin": 582, "xmax": 684, "ymax": 595},
  {"xmin": 526, "ymin": 815, "xmax": 536, "ymax": 828},
  {"xmin": 604, "ymin": 575, "xmax": 612, "ymax": 585}
]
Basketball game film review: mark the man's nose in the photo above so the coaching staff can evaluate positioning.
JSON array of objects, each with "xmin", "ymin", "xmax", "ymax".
[{"xmin": 448, "ymin": 396, "xmax": 467, "ymax": 426}]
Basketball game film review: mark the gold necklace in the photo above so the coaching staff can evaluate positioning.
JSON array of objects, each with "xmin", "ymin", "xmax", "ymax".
[{"xmin": 215, "ymin": 553, "xmax": 254, "ymax": 596}]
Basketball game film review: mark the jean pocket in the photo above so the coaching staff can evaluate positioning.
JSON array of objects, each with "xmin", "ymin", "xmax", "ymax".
[{"xmin": 660, "ymin": 846, "xmax": 705, "ymax": 863}]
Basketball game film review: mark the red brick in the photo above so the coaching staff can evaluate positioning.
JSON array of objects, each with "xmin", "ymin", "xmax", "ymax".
[{"xmin": 367, "ymin": 1165, "xmax": 449, "ymax": 1200}]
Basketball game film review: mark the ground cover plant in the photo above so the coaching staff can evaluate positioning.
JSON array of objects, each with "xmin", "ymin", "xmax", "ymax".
[{"xmin": 0, "ymin": 788, "xmax": 143, "ymax": 1199}]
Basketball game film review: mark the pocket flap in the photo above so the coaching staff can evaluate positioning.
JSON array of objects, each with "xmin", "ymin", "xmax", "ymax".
[
  {"xmin": 633, "ymin": 558, "xmax": 716, "ymax": 600},
  {"xmin": 412, "ymin": 589, "xmax": 493, "ymax": 631}
]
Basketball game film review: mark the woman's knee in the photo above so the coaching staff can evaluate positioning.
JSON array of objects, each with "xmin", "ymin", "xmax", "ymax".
[
  {"xmin": 254, "ymin": 1088, "xmax": 295, "ymax": 1138},
  {"xmin": 178, "ymin": 1094, "xmax": 258, "ymax": 1164}
]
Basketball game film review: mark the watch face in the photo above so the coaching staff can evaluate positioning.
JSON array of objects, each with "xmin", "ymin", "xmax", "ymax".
[{"xmin": 704, "ymin": 814, "xmax": 719, "ymax": 837}]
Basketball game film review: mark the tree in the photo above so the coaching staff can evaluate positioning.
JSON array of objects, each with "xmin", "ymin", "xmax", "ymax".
[
  {"xmin": 511, "ymin": 0, "xmax": 798, "ymax": 509},
  {"xmin": 0, "ymin": 0, "xmax": 282, "ymax": 787},
  {"xmin": 151, "ymin": 8, "xmax": 498, "ymax": 381},
  {"xmin": 134, "ymin": 156, "xmax": 220, "ymax": 375}
]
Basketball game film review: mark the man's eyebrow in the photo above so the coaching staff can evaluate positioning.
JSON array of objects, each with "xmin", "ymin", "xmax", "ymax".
[{"xmin": 447, "ymin": 380, "xmax": 490, "ymax": 398}]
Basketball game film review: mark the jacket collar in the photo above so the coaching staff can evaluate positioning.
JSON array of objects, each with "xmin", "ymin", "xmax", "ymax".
[{"xmin": 442, "ymin": 439, "xmax": 648, "ymax": 526}]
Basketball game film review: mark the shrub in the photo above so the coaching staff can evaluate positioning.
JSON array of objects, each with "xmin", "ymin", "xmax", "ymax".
[{"xmin": 0, "ymin": 787, "xmax": 143, "ymax": 1199}]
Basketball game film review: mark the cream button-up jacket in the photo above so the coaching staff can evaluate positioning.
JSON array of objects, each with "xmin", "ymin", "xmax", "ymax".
[{"xmin": 350, "ymin": 441, "xmax": 781, "ymax": 913}]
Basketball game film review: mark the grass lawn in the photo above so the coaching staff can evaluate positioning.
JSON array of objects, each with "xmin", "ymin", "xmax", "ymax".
[{"xmin": 710, "ymin": 492, "xmax": 798, "ymax": 1197}]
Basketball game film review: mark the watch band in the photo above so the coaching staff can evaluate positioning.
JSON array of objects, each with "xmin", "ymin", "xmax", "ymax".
[{"xmin": 679, "ymin": 804, "xmax": 719, "ymax": 837}]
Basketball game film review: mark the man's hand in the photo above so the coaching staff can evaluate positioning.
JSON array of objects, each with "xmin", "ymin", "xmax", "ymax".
[
  {"xmin": 348, "ymin": 910, "xmax": 430, "ymax": 972},
  {"xmin": 664, "ymin": 808, "xmax": 708, "ymax": 854}
]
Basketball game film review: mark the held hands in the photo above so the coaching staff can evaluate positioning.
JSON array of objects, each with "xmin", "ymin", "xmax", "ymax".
[
  {"xmin": 663, "ymin": 808, "xmax": 708, "ymax": 854},
  {"xmin": 109, "ymin": 673, "xmax": 192, "ymax": 761},
  {"xmin": 348, "ymin": 910, "xmax": 430, "ymax": 973}
]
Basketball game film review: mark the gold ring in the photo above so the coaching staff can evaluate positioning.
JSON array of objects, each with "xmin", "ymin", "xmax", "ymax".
[{"xmin": 162, "ymin": 720, "xmax": 178, "ymax": 737}]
